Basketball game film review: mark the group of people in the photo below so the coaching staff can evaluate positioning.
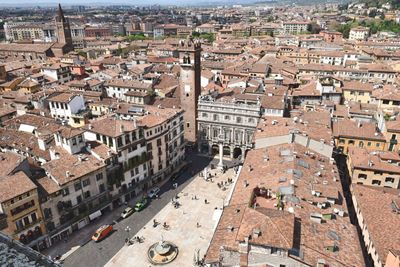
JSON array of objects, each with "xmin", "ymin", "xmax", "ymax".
[
  {"xmin": 152, "ymin": 219, "xmax": 170, "ymax": 230},
  {"xmin": 125, "ymin": 236, "xmax": 144, "ymax": 245},
  {"xmin": 217, "ymin": 178, "xmax": 234, "ymax": 189}
]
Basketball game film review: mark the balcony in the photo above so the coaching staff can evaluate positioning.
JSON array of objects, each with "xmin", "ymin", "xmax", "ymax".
[
  {"xmin": 48, "ymin": 194, "xmax": 111, "ymax": 236},
  {"xmin": 14, "ymin": 218, "xmax": 42, "ymax": 235}
]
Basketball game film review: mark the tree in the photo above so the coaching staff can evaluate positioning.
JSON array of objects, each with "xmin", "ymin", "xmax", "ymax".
[
  {"xmin": 77, "ymin": 50, "xmax": 87, "ymax": 59},
  {"xmin": 336, "ymin": 23, "xmax": 352, "ymax": 38},
  {"xmin": 307, "ymin": 22, "xmax": 322, "ymax": 34},
  {"xmin": 125, "ymin": 33, "xmax": 147, "ymax": 41}
]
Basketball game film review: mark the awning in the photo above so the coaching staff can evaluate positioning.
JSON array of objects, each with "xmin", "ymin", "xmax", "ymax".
[{"xmin": 89, "ymin": 210, "xmax": 102, "ymax": 221}]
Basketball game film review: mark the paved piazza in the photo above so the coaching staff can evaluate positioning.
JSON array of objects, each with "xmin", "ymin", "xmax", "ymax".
[{"xmin": 105, "ymin": 166, "xmax": 238, "ymax": 266}]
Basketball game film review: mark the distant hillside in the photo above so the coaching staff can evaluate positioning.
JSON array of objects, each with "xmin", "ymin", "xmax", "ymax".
[{"xmin": 358, "ymin": 0, "xmax": 400, "ymax": 9}]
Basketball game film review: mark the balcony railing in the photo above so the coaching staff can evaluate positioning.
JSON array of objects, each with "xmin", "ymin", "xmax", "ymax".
[
  {"xmin": 14, "ymin": 218, "xmax": 42, "ymax": 234},
  {"xmin": 10, "ymin": 201, "xmax": 36, "ymax": 216}
]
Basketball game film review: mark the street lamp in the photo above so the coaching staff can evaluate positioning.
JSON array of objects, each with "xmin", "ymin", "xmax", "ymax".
[{"xmin": 125, "ymin": 226, "xmax": 131, "ymax": 241}]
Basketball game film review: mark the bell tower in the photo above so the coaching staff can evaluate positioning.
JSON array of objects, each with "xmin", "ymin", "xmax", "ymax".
[
  {"xmin": 178, "ymin": 36, "xmax": 202, "ymax": 145},
  {"xmin": 55, "ymin": 4, "xmax": 73, "ymax": 53}
]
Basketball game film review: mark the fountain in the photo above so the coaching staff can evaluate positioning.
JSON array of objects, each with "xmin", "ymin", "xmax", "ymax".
[{"xmin": 147, "ymin": 236, "xmax": 178, "ymax": 265}]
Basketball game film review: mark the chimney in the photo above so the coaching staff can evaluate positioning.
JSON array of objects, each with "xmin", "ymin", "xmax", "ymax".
[
  {"xmin": 66, "ymin": 171, "xmax": 70, "ymax": 178},
  {"xmin": 252, "ymin": 228, "xmax": 261, "ymax": 238},
  {"xmin": 78, "ymin": 155, "xmax": 83, "ymax": 162},
  {"xmin": 88, "ymin": 124, "xmax": 93, "ymax": 130},
  {"xmin": 120, "ymin": 124, "xmax": 124, "ymax": 133},
  {"xmin": 357, "ymin": 121, "xmax": 362, "ymax": 128}
]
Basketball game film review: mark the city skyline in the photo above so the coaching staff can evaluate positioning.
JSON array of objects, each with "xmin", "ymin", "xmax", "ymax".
[{"xmin": 0, "ymin": 0, "xmax": 259, "ymax": 8}]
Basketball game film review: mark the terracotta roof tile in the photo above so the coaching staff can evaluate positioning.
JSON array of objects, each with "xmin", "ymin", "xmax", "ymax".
[
  {"xmin": 352, "ymin": 185, "xmax": 400, "ymax": 264},
  {"xmin": 0, "ymin": 171, "xmax": 36, "ymax": 202}
]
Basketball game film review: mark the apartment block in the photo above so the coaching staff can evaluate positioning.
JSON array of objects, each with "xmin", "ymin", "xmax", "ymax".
[
  {"xmin": 39, "ymin": 145, "xmax": 108, "ymax": 247},
  {"xmin": 282, "ymin": 21, "xmax": 309, "ymax": 34},
  {"xmin": 104, "ymin": 79, "xmax": 152, "ymax": 105},
  {"xmin": 0, "ymin": 152, "xmax": 46, "ymax": 250},
  {"xmin": 333, "ymin": 119, "xmax": 386, "ymax": 153},
  {"xmin": 83, "ymin": 116, "xmax": 148, "ymax": 203},
  {"xmin": 47, "ymin": 92, "xmax": 88, "ymax": 127},
  {"xmin": 347, "ymin": 147, "xmax": 400, "ymax": 188},
  {"xmin": 41, "ymin": 63, "xmax": 72, "ymax": 84},
  {"xmin": 351, "ymin": 185, "xmax": 400, "ymax": 267},
  {"xmin": 349, "ymin": 26, "xmax": 370, "ymax": 41}
]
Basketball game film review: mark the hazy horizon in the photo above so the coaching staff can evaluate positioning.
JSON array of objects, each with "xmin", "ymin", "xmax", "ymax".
[{"xmin": 0, "ymin": 0, "xmax": 258, "ymax": 7}]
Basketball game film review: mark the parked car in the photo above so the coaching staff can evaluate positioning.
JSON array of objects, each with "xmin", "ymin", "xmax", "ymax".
[
  {"xmin": 147, "ymin": 187, "xmax": 160, "ymax": 198},
  {"xmin": 92, "ymin": 224, "xmax": 113, "ymax": 242},
  {"xmin": 134, "ymin": 198, "xmax": 148, "ymax": 212},
  {"xmin": 121, "ymin": 207, "xmax": 134, "ymax": 219}
]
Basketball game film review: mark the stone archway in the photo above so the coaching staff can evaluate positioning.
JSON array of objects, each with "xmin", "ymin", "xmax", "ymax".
[
  {"xmin": 223, "ymin": 146, "xmax": 231, "ymax": 156},
  {"xmin": 233, "ymin": 147, "xmax": 242, "ymax": 159},
  {"xmin": 211, "ymin": 144, "xmax": 219, "ymax": 155}
]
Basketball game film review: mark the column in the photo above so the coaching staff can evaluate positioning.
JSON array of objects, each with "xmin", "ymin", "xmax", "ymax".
[
  {"xmin": 218, "ymin": 142, "xmax": 224, "ymax": 169},
  {"xmin": 241, "ymin": 147, "xmax": 246, "ymax": 163},
  {"xmin": 230, "ymin": 146, "xmax": 234, "ymax": 159}
]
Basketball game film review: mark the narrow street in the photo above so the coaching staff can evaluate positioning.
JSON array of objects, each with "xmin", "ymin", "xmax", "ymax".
[{"xmin": 335, "ymin": 153, "xmax": 372, "ymax": 267}]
